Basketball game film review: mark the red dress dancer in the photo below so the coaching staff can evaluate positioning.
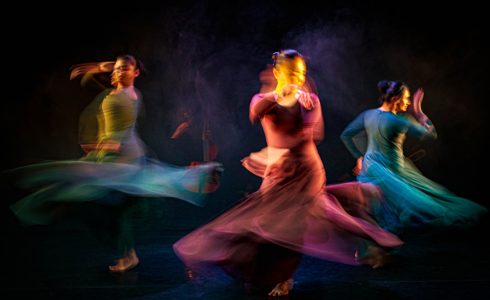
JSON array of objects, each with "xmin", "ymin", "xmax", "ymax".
[{"xmin": 174, "ymin": 50, "xmax": 402, "ymax": 296}]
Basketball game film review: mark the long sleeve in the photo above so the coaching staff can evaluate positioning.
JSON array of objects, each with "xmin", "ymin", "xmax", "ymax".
[
  {"xmin": 405, "ymin": 115, "xmax": 438, "ymax": 140},
  {"xmin": 340, "ymin": 112, "xmax": 366, "ymax": 158},
  {"xmin": 249, "ymin": 92, "xmax": 277, "ymax": 122}
]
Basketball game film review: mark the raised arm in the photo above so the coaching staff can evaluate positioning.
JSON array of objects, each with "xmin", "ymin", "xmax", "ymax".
[
  {"xmin": 407, "ymin": 88, "xmax": 437, "ymax": 139},
  {"xmin": 70, "ymin": 61, "xmax": 115, "ymax": 90},
  {"xmin": 405, "ymin": 115, "xmax": 437, "ymax": 140}
]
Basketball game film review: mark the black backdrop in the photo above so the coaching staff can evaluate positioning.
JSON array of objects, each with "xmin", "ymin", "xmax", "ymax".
[{"xmin": 2, "ymin": 1, "xmax": 488, "ymax": 229}]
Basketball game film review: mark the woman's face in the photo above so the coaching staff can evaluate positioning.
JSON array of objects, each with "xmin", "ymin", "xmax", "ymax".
[
  {"xmin": 394, "ymin": 88, "xmax": 411, "ymax": 112},
  {"xmin": 274, "ymin": 57, "xmax": 306, "ymax": 87},
  {"xmin": 112, "ymin": 59, "xmax": 140, "ymax": 87}
]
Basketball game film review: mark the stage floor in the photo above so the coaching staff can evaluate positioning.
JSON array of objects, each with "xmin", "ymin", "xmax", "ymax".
[{"xmin": 2, "ymin": 218, "xmax": 489, "ymax": 299}]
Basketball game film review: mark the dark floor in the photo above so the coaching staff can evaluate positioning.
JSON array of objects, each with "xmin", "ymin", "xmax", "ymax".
[{"xmin": 2, "ymin": 212, "xmax": 489, "ymax": 300}]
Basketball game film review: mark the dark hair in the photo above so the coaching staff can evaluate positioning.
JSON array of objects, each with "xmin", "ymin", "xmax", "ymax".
[
  {"xmin": 116, "ymin": 54, "xmax": 146, "ymax": 74},
  {"xmin": 272, "ymin": 49, "xmax": 304, "ymax": 68},
  {"xmin": 377, "ymin": 80, "xmax": 408, "ymax": 103}
]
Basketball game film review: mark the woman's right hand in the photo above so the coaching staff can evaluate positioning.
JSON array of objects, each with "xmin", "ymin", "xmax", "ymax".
[
  {"xmin": 279, "ymin": 84, "xmax": 298, "ymax": 98},
  {"xmin": 276, "ymin": 84, "xmax": 299, "ymax": 107},
  {"xmin": 69, "ymin": 61, "xmax": 115, "ymax": 80}
]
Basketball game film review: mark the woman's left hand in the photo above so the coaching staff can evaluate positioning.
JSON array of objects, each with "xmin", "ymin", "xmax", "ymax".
[
  {"xmin": 353, "ymin": 156, "xmax": 363, "ymax": 176},
  {"xmin": 297, "ymin": 90, "xmax": 315, "ymax": 110},
  {"xmin": 412, "ymin": 88, "xmax": 424, "ymax": 116}
]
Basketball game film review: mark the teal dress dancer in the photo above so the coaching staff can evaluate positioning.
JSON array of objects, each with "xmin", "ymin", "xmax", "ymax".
[{"xmin": 341, "ymin": 108, "xmax": 486, "ymax": 232}]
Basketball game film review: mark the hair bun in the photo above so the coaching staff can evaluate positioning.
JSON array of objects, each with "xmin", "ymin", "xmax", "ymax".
[
  {"xmin": 377, "ymin": 80, "xmax": 391, "ymax": 94},
  {"xmin": 271, "ymin": 52, "xmax": 279, "ymax": 66}
]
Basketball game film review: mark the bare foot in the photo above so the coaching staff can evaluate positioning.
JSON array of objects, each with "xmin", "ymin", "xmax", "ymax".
[
  {"xmin": 355, "ymin": 246, "xmax": 390, "ymax": 269},
  {"xmin": 185, "ymin": 267, "xmax": 196, "ymax": 281},
  {"xmin": 109, "ymin": 251, "xmax": 139, "ymax": 272},
  {"xmin": 268, "ymin": 278, "xmax": 293, "ymax": 297}
]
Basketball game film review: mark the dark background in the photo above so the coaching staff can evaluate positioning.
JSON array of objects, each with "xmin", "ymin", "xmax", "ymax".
[
  {"xmin": 2, "ymin": 0, "xmax": 488, "ymax": 229},
  {"xmin": 1, "ymin": 1, "xmax": 489, "ymax": 299}
]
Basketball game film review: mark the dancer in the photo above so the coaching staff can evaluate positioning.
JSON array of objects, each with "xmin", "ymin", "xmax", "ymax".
[
  {"xmin": 174, "ymin": 50, "xmax": 402, "ymax": 297},
  {"xmin": 341, "ymin": 80, "xmax": 487, "ymax": 232},
  {"xmin": 9, "ymin": 54, "xmax": 221, "ymax": 272}
]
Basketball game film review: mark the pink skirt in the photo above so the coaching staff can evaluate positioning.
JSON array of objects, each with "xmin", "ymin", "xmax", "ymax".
[{"xmin": 174, "ymin": 146, "xmax": 402, "ymax": 288}]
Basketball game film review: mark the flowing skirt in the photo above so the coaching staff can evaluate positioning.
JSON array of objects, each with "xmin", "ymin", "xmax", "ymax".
[
  {"xmin": 9, "ymin": 158, "xmax": 221, "ymax": 225},
  {"xmin": 359, "ymin": 153, "xmax": 487, "ymax": 232},
  {"xmin": 174, "ymin": 146, "xmax": 402, "ymax": 288}
]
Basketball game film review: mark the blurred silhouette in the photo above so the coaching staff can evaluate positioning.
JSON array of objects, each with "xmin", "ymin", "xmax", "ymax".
[
  {"xmin": 174, "ymin": 50, "xmax": 402, "ymax": 297},
  {"xmin": 9, "ymin": 55, "xmax": 221, "ymax": 273},
  {"xmin": 341, "ymin": 80, "xmax": 487, "ymax": 233}
]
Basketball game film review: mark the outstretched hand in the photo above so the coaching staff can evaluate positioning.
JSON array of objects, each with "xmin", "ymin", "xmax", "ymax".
[{"xmin": 69, "ymin": 61, "xmax": 115, "ymax": 80}]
